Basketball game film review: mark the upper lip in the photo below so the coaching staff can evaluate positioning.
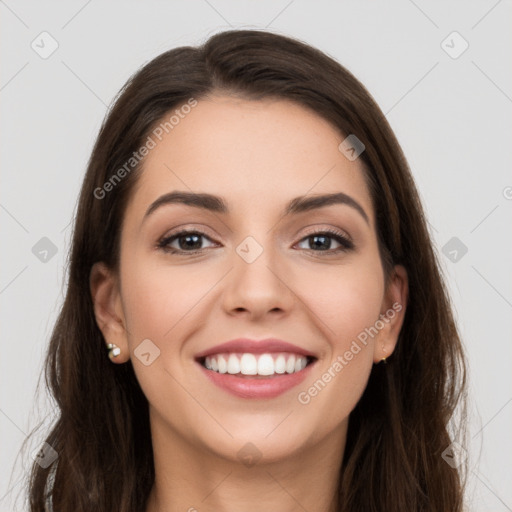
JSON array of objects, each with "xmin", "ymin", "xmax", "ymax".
[{"xmin": 195, "ymin": 338, "xmax": 317, "ymax": 360}]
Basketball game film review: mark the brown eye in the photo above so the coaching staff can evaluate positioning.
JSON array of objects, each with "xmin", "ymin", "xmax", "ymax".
[
  {"xmin": 295, "ymin": 229, "xmax": 354, "ymax": 253},
  {"xmin": 157, "ymin": 230, "xmax": 217, "ymax": 254}
]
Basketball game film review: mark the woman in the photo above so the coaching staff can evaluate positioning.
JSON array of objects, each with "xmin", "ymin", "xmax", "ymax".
[{"xmin": 27, "ymin": 29, "xmax": 468, "ymax": 511}]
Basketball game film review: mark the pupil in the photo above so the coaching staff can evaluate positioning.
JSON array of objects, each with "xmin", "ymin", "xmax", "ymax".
[
  {"xmin": 310, "ymin": 235, "xmax": 330, "ymax": 250},
  {"xmin": 180, "ymin": 234, "xmax": 201, "ymax": 250}
]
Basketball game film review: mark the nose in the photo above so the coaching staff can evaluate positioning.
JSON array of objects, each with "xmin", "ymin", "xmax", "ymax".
[{"xmin": 220, "ymin": 236, "xmax": 295, "ymax": 321}]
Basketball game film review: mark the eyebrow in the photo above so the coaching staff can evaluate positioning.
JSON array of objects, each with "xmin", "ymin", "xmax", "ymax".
[{"xmin": 143, "ymin": 190, "xmax": 370, "ymax": 226}]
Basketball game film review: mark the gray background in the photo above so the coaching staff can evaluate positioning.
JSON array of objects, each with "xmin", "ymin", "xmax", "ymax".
[{"xmin": 1, "ymin": 1, "xmax": 511, "ymax": 510}]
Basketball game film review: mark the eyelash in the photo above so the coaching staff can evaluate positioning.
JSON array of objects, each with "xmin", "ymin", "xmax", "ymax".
[{"xmin": 156, "ymin": 228, "xmax": 355, "ymax": 256}]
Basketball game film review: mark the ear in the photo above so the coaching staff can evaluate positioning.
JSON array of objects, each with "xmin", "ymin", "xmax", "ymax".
[
  {"xmin": 373, "ymin": 264, "xmax": 408, "ymax": 363},
  {"xmin": 89, "ymin": 262, "xmax": 130, "ymax": 363}
]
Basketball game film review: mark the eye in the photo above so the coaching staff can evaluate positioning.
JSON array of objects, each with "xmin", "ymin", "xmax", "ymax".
[
  {"xmin": 157, "ymin": 227, "xmax": 355, "ymax": 256},
  {"xmin": 295, "ymin": 228, "xmax": 354, "ymax": 254},
  {"xmin": 157, "ymin": 230, "xmax": 218, "ymax": 254}
]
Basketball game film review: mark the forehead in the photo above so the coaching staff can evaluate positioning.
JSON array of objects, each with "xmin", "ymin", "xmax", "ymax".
[{"xmin": 127, "ymin": 95, "xmax": 374, "ymax": 225}]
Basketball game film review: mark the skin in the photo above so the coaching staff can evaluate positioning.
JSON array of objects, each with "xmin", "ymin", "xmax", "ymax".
[{"xmin": 90, "ymin": 94, "xmax": 408, "ymax": 512}]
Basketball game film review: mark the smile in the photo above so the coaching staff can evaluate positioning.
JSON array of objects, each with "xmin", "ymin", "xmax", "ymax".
[
  {"xmin": 194, "ymin": 337, "xmax": 318, "ymax": 399},
  {"xmin": 201, "ymin": 352, "xmax": 313, "ymax": 376},
  {"xmin": 196, "ymin": 353, "xmax": 317, "ymax": 399}
]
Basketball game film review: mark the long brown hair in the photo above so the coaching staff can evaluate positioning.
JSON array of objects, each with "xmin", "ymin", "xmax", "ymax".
[{"xmin": 25, "ymin": 29, "xmax": 468, "ymax": 511}]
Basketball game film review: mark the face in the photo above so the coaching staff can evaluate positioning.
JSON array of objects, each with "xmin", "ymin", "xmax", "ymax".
[{"xmin": 91, "ymin": 94, "xmax": 408, "ymax": 465}]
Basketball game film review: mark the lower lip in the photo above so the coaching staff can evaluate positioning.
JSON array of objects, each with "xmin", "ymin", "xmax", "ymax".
[{"xmin": 197, "ymin": 360, "xmax": 316, "ymax": 399}]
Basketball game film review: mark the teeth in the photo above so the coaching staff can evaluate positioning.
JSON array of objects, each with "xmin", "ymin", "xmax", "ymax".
[
  {"xmin": 218, "ymin": 355, "xmax": 227, "ymax": 374},
  {"xmin": 275, "ymin": 354, "xmax": 286, "ymax": 374},
  {"xmin": 257, "ymin": 353, "xmax": 274, "ymax": 375},
  {"xmin": 295, "ymin": 356, "xmax": 307, "ymax": 372},
  {"xmin": 227, "ymin": 354, "xmax": 241, "ymax": 374},
  {"xmin": 286, "ymin": 355, "xmax": 296, "ymax": 374},
  {"xmin": 202, "ymin": 352, "xmax": 310, "ymax": 376},
  {"xmin": 240, "ymin": 353, "xmax": 257, "ymax": 375}
]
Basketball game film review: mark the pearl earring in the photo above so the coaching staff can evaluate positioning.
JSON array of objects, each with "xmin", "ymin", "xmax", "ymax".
[{"xmin": 106, "ymin": 343, "xmax": 121, "ymax": 360}]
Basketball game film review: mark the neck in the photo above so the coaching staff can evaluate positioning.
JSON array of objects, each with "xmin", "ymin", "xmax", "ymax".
[{"xmin": 145, "ymin": 411, "xmax": 347, "ymax": 512}]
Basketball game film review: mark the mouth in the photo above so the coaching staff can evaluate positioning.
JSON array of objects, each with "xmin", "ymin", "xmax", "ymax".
[
  {"xmin": 197, "ymin": 352, "xmax": 317, "ymax": 378},
  {"xmin": 195, "ymin": 351, "xmax": 318, "ymax": 399},
  {"xmin": 194, "ymin": 338, "xmax": 318, "ymax": 398}
]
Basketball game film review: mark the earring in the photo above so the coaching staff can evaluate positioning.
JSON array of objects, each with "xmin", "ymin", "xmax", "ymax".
[
  {"xmin": 106, "ymin": 343, "xmax": 121, "ymax": 360},
  {"xmin": 380, "ymin": 345, "xmax": 388, "ymax": 364}
]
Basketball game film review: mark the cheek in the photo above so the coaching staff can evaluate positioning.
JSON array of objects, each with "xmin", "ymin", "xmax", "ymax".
[
  {"xmin": 298, "ymin": 257, "xmax": 385, "ymax": 348},
  {"xmin": 120, "ymin": 257, "xmax": 208, "ymax": 340},
  {"xmin": 293, "ymin": 255, "xmax": 384, "ymax": 428},
  {"xmin": 118, "ymin": 259, "xmax": 200, "ymax": 411}
]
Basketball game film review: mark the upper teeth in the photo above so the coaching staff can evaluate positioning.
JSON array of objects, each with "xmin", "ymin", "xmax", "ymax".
[{"xmin": 203, "ymin": 352, "xmax": 308, "ymax": 376}]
